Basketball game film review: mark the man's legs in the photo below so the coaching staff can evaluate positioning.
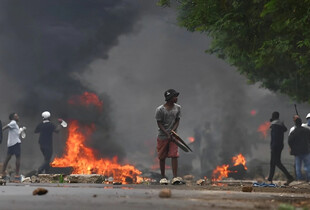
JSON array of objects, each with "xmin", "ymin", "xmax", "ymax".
[
  {"xmin": 171, "ymin": 157, "xmax": 178, "ymax": 178},
  {"xmin": 267, "ymin": 150, "xmax": 276, "ymax": 182},
  {"xmin": 38, "ymin": 147, "xmax": 52, "ymax": 174},
  {"xmin": 274, "ymin": 149, "xmax": 294, "ymax": 182},
  {"xmin": 303, "ymin": 153, "xmax": 310, "ymax": 181},
  {"xmin": 15, "ymin": 155, "xmax": 20, "ymax": 176},
  {"xmin": 160, "ymin": 159, "xmax": 166, "ymax": 178},
  {"xmin": 2, "ymin": 154, "xmax": 12, "ymax": 176},
  {"xmin": 295, "ymin": 155, "xmax": 303, "ymax": 180}
]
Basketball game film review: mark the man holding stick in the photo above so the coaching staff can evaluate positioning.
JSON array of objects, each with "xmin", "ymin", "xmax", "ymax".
[{"xmin": 155, "ymin": 89, "xmax": 183, "ymax": 185}]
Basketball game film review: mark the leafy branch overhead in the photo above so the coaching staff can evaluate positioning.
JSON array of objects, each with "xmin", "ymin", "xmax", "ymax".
[{"xmin": 158, "ymin": 0, "xmax": 310, "ymax": 103}]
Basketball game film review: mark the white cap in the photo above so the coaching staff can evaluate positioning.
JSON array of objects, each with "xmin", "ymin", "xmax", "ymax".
[
  {"xmin": 306, "ymin": 113, "xmax": 310, "ymax": 119},
  {"xmin": 42, "ymin": 111, "xmax": 51, "ymax": 119}
]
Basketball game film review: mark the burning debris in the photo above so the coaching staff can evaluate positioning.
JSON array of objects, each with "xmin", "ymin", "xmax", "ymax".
[
  {"xmin": 212, "ymin": 153, "xmax": 248, "ymax": 182},
  {"xmin": 257, "ymin": 121, "xmax": 271, "ymax": 139},
  {"xmin": 187, "ymin": 137, "xmax": 195, "ymax": 144},
  {"xmin": 51, "ymin": 120, "xmax": 142, "ymax": 184},
  {"xmin": 39, "ymin": 91, "xmax": 143, "ymax": 184}
]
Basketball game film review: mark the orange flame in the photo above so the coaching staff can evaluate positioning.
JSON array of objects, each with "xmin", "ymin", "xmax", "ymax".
[
  {"xmin": 212, "ymin": 154, "xmax": 247, "ymax": 181},
  {"xmin": 232, "ymin": 153, "xmax": 247, "ymax": 170},
  {"xmin": 257, "ymin": 121, "xmax": 270, "ymax": 139},
  {"xmin": 212, "ymin": 164, "xmax": 230, "ymax": 181},
  {"xmin": 68, "ymin": 92, "xmax": 103, "ymax": 111},
  {"xmin": 187, "ymin": 136, "xmax": 195, "ymax": 143},
  {"xmin": 51, "ymin": 120, "xmax": 142, "ymax": 184}
]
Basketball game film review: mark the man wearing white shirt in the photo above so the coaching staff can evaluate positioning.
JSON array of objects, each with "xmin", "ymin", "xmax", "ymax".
[{"xmin": 1, "ymin": 113, "xmax": 25, "ymax": 181}]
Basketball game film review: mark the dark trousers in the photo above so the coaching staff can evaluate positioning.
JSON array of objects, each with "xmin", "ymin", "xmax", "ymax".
[
  {"xmin": 38, "ymin": 147, "xmax": 52, "ymax": 174},
  {"xmin": 268, "ymin": 148, "xmax": 293, "ymax": 181}
]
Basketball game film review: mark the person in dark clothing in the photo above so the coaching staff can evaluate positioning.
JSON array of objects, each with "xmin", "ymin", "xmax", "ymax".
[
  {"xmin": 267, "ymin": 111, "xmax": 294, "ymax": 185},
  {"xmin": 288, "ymin": 117, "xmax": 310, "ymax": 181},
  {"xmin": 35, "ymin": 111, "xmax": 61, "ymax": 174}
]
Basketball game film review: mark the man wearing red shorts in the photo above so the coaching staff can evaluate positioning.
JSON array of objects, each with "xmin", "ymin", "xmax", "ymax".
[{"xmin": 155, "ymin": 89, "xmax": 183, "ymax": 185}]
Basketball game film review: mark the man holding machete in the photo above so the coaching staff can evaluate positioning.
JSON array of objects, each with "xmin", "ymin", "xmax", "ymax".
[{"xmin": 155, "ymin": 89, "xmax": 184, "ymax": 185}]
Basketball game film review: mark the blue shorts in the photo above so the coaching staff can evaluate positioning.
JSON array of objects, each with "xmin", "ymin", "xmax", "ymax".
[{"xmin": 8, "ymin": 143, "xmax": 21, "ymax": 157}]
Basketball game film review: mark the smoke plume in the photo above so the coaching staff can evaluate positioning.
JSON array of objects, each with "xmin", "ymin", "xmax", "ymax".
[{"xmin": 0, "ymin": 0, "xmax": 148, "ymax": 169}]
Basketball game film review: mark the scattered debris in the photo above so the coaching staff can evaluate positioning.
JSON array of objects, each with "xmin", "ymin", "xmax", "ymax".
[
  {"xmin": 196, "ymin": 179, "xmax": 205, "ymax": 186},
  {"xmin": 67, "ymin": 174, "xmax": 104, "ymax": 184},
  {"xmin": 21, "ymin": 177, "xmax": 31, "ymax": 183},
  {"xmin": 0, "ymin": 179, "xmax": 6, "ymax": 186},
  {"xmin": 113, "ymin": 182, "xmax": 122, "ymax": 185},
  {"xmin": 253, "ymin": 182, "xmax": 277, "ymax": 187},
  {"xmin": 31, "ymin": 175, "xmax": 39, "ymax": 183},
  {"xmin": 242, "ymin": 186, "xmax": 253, "ymax": 192},
  {"xmin": 183, "ymin": 175, "xmax": 194, "ymax": 181},
  {"xmin": 159, "ymin": 189, "xmax": 171, "ymax": 198},
  {"xmin": 33, "ymin": 188, "xmax": 48, "ymax": 196}
]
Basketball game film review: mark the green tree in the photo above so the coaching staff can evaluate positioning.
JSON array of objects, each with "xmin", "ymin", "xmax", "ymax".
[{"xmin": 158, "ymin": 0, "xmax": 310, "ymax": 103}]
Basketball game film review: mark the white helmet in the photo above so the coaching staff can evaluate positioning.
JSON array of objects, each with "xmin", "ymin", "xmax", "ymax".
[
  {"xmin": 42, "ymin": 111, "xmax": 51, "ymax": 119},
  {"xmin": 306, "ymin": 113, "xmax": 310, "ymax": 119}
]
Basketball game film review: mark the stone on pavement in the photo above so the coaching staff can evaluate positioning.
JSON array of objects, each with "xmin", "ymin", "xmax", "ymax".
[{"xmin": 159, "ymin": 188, "xmax": 171, "ymax": 198}]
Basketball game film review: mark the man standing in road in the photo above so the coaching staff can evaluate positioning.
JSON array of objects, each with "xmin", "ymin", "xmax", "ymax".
[
  {"xmin": 35, "ymin": 111, "xmax": 62, "ymax": 174},
  {"xmin": 288, "ymin": 117, "xmax": 310, "ymax": 181},
  {"xmin": 155, "ymin": 89, "xmax": 183, "ymax": 185},
  {"xmin": 267, "ymin": 111, "xmax": 294, "ymax": 185}
]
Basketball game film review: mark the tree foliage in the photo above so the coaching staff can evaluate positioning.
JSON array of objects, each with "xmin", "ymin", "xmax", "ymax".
[{"xmin": 158, "ymin": 0, "xmax": 310, "ymax": 103}]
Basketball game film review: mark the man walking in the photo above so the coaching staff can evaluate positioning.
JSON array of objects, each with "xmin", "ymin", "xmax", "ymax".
[
  {"xmin": 155, "ymin": 89, "xmax": 183, "ymax": 185},
  {"xmin": 267, "ymin": 111, "xmax": 294, "ymax": 185},
  {"xmin": 288, "ymin": 117, "xmax": 310, "ymax": 181},
  {"xmin": 35, "ymin": 111, "xmax": 61, "ymax": 174},
  {"xmin": 2, "ymin": 113, "xmax": 26, "ymax": 181}
]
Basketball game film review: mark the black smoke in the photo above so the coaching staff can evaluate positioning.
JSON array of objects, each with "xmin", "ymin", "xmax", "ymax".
[{"xmin": 0, "ymin": 0, "xmax": 148, "ymax": 169}]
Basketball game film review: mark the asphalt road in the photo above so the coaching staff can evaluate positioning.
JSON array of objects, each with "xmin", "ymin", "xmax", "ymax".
[{"xmin": 0, "ymin": 183, "xmax": 309, "ymax": 210}]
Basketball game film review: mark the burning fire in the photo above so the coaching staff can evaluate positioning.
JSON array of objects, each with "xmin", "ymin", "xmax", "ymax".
[
  {"xmin": 68, "ymin": 92, "xmax": 103, "ymax": 111},
  {"xmin": 187, "ymin": 136, "xmax": 195, "ymax": 143},
  {"xmin": 51, "ymin": 120, "xmax": 142, "ymax": 183},
  {"xmin": 257, "ymin": 121, "xmax": 270, "ymax": 139},
  {"xmin": 52, "ymin": 91, "xmax": 142, "ymax": 184},
  {"xmin": 232, "ymin": 153, "xmax": 247, "ymax": 170},
  {"xmin": 212, "ymin": 153, "xmax": 247, "ymax": 181},
  {"xmin": 212, "ymin": 164, "xmax": 230, "ymax": 181}
]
